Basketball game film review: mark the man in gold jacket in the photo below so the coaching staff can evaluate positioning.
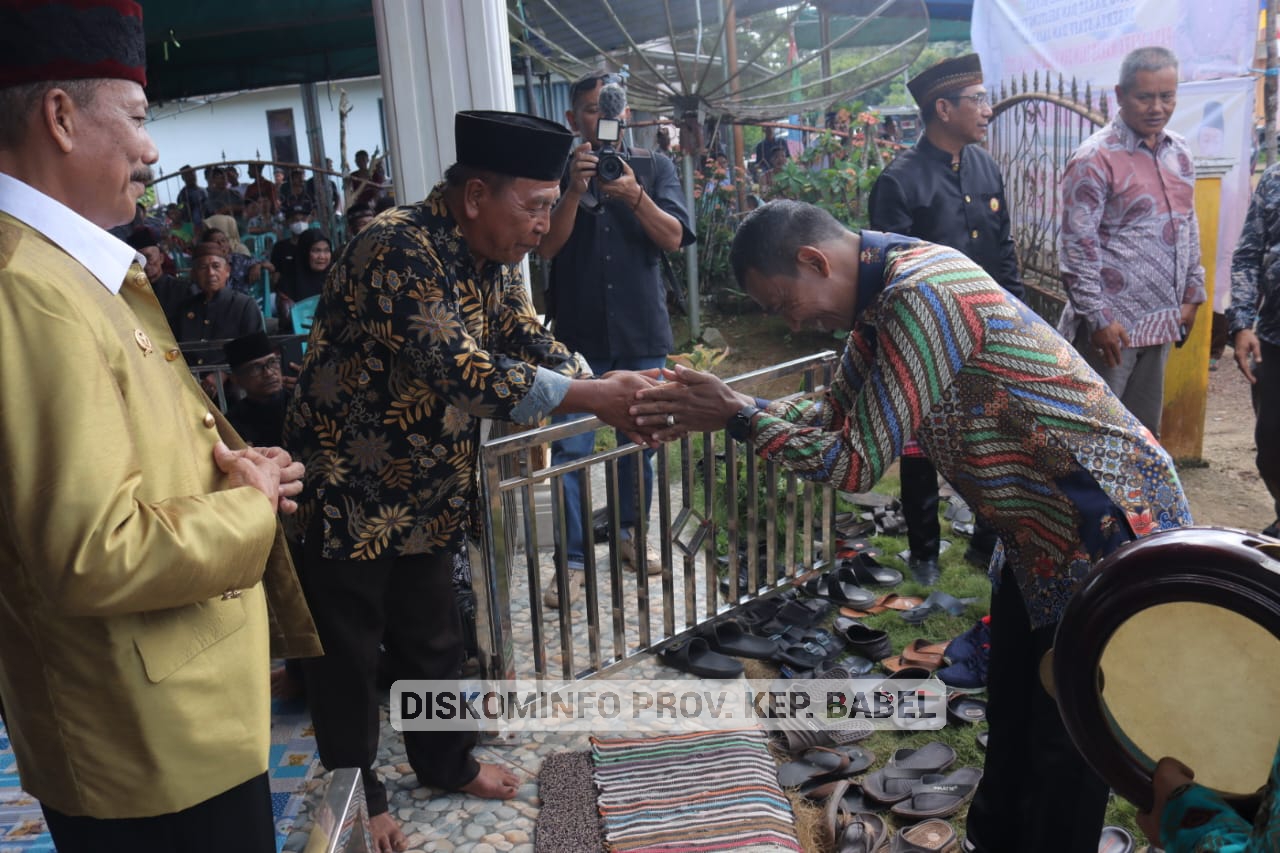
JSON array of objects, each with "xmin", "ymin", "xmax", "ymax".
[{"xmin": 0, "ymin": 2, "xmax": 320, "ymax": 850}]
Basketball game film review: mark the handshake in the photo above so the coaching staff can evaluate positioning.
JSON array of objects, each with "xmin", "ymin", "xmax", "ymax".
[{"xmin": 580, "ymin": 364, "xmax": 759, "ymax": 448}]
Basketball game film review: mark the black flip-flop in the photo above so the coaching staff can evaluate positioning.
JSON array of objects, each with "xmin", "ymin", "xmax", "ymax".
[
  {"xmin": 862, "ymin": 742, "xmax": 957, "ymax": 804},
  {"xmin": 701, "ymin": 619, "xmax": 777, "ymax": 660},
  {"xmin": 777, "ymin": 746, "xmax": 851, "ymax": 787},
  {"xmin": 837, "ymin": 554, "xmax": 904, "ymax": 588},
  {"xmin": 802, "ymin": 571, "xmax": 877, "ymax": 607},
  {"xmin": 756, "ymin": 597, "xmax": 830, "ymax": 636},
  {"xmin": 890, "ymin": 767, "xmax": 983, "ymax": 819},
  {"xmin": 946, "ymin": 693, "xmax": 988, "ymax": 725},
  {"xmin": 774, "ymin": 642, "xmax": 829, "ymax": 670},
  {"xmin": 736, "ymin": 596, "xmax": 787, "ymax": 632},
  {"xmin": 659, "ymin": 637, "xmax": 742, "ymax": 678},
  {"xmin": 779, "ymin": 744, "xmax": 876, "ymax": 788},
  {"xmin": 772, "ymin": 625, "xmax": 845, "ymax": 657}
]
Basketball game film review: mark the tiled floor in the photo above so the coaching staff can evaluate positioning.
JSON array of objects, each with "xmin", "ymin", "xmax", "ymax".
[{"xmin": 0, "ymin": 698, "xmax": 320, "ymax": 853}]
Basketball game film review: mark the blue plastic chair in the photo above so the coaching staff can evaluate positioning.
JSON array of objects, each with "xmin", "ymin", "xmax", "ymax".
[
  {"xmin": 242, "ymin": 232, "xmax": 278, "ymax": 262},
  {"xmin": 291, "ymin": 294, "xmax": 321, "ymax": 351},
  {"xmin": 252, "ymin": 269, "xmax": 274, "ymax": 320}
]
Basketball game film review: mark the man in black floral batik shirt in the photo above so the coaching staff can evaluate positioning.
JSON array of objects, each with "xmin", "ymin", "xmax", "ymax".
[{"xmin": 285, "ymin": 110, "xmax": 656, "ymax": 852}]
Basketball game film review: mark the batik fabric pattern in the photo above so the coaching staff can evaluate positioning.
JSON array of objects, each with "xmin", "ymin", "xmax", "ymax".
[
  {"xmin": 284, "ymin": 183, "xmax": 589, "ymax": 561},
  {"xmin": 1160, "ymin": 740, "xmax": 1280, "ymax": 852},
  {"xmin": 1058, "ymin": 117, "xmax": 1205, "ymax": 347},
  {"xmin": 750, "ymin": 237, "xmax": 1192, "ymax": 627}
]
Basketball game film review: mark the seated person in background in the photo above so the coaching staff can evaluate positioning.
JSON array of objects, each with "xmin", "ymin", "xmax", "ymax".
[
  {"xmin": 174, "ymin": 242, "xmax": 264, "ymax": 342},
  {"xmin": 244, "ymin": 199, "xmax": 273, "ymax": 235},
  {"xmin": 166, "ymin": 203, "xmax": 194, "ymax": 254},
  {"xmin": 224, "ymin": 164, "xmax": 244, "ymax": 196},
  {"xmin": 270, "ymin": 203, "xmax": 313, "ymax": 285},
  {"xmin": 201, "ymin": 216, "xmax": 269, "ymax": 294},
  {"xmin": 223, "ymin": 332, "xmax": 291, "ymax": 447},
  {"xmin": 280, "ymin": 167, "xmax": 313, "ymax": 214},
  {"xmin": 243, "ymin": 161, "xmax": 278, "ymax": 215},
  {"xmin": 204, "ymin": 166, "xmax": 243, "ymax": 219},
  {"xmin": 276, "ymin": 229, "xmax": 332, "ymax": 333},
  {"xmin": 346, "ymin": 149, "xmax": 383, "ymax": 209},
  {"xmin": 306, "ymin": 166, "xmax": 340, "ymax": 216},
  {"xmin": 127, "ymin": 228, "xmax": 193, "ymax": 332}
]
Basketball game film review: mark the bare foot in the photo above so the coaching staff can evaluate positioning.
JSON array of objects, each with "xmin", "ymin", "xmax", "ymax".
[
  {"xmin": 459, "ymin": 762, "xmax": 521, "ymax": 800},
  {"xmin": 368, "ymin": 812, "xmax": 408, "ymax": 853}
]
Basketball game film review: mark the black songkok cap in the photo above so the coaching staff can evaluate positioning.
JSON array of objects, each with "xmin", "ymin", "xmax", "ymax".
[
  {"xmin": 454, "ymin": 110, "xmax": 574, "ymax": 182},
  {"xmin": 0, "ymin": 0, "xmax": 147, "ymax": 89},
  {"xmin": 224, "ymin": 332, "xmax": 275, "ymax": 371},
  {"xmin": 908, "ymin": 54, "xmax": 984, "ymax": 108}
]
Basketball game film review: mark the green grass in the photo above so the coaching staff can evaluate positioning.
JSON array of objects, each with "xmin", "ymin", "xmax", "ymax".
[{"xmin": 765, "ymin": 475, "xmax": 1144, "ymax": 847}]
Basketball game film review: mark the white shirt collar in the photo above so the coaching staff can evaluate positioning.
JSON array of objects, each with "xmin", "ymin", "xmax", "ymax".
[{"xmin": 0, "ymin": 172, "xmax": 137, "ymax": 294}]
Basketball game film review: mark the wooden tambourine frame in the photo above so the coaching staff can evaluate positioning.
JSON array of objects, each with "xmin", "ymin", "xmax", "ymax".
[{"xmin": 1053, "ymin": 526, "xmax": 1280, "ymax": 812}]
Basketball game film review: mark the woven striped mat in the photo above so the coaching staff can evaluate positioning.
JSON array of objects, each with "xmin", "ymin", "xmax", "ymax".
[{"xmin": 591, "ymin": 729, "xmax": 802, "ymax": 853}]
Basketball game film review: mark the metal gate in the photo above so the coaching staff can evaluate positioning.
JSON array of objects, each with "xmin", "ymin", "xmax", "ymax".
[
  {"xmin": 988, "ymin": 72, "xmax": 1108, "ymax": 324},
  {"xmin": 469, "ymin": 352, "xmax": 851, "ymax": 683}
]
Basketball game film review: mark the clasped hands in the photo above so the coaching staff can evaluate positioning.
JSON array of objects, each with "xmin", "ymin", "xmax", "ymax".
[
  {"xmin": 213, "ymin": 441, "xmax": 305, "ymax": 514},
  {"xmin": 593, "ymin": 365, "xmax": 756, "ymax": 448}
]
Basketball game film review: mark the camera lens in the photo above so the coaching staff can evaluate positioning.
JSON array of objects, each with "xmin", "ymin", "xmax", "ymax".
[{"xmin": 597, "ymin": 151, "xmax": 625, "ymax": 183}]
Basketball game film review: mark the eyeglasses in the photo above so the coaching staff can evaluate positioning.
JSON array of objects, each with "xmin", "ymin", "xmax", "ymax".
[
  {"xmin": 238, "ymin": 356, "xmax": 282, "ymax": 378},
  {"xmin": 946, "ymin": 91, "xmax": 991, "ymax": 108}
]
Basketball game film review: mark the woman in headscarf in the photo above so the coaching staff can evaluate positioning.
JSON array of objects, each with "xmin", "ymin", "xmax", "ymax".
[
  {"xmin": 199, "ymin": 220, "xmax": 267, "ymax": 295},
  {"xmin": 276, "ymin": 229, "xmax": 332, "ymax": 332}
]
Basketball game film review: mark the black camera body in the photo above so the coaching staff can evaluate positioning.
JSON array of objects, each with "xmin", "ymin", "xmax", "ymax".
[
  {"xmin": 594, "ymin": 82, "xmax": 629, "ymax": 183},
  {"xmin": 595, "ymin": 115, "xmax": 629, "ymax": 183},
  {"xmin": 596, "ymin": 145, "xmax": 629, "ymax": 183}
]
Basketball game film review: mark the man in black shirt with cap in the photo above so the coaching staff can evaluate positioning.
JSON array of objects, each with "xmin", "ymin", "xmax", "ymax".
[
  {"xmin": 285, "ymin": 109, "xmax": 657, "ymax": 852},
  {"xmin": 224, "ymin": 332, "xmax": 289, "ymax": 447},
  {"xmin": 869, "ymin": 53, "xmax": 1025, "ymax": 585}
]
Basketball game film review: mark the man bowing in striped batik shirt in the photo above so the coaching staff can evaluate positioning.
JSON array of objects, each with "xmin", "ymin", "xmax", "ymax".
[{"xmin": 629, "ymin": 199, "xmax": 1191, "ymax": 853}]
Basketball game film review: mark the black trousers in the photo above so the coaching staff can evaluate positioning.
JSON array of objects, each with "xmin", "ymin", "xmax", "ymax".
[
  {"xmin": 1254, "ymin": 340, "xmax": 1280, "ymax": 523},
  {"xmin": 965, "ymin": 566, "xmax": 1109, "ymax": 853},
  {"xmin": 298, "ymin": 522, "xmax": 479, "ymax": 816},
  {"xmin": 42, "ymin": 772, "xmax": 274, "ymax": 853},
  {"xmin": 900, "ymin": 456, "xmax": 999, "ymax": 560}
]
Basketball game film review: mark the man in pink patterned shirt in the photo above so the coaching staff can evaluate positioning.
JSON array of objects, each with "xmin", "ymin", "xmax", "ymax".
[{"xmin": 1058, "ymin": 46, "xmax": 1205, "ymax": 434}]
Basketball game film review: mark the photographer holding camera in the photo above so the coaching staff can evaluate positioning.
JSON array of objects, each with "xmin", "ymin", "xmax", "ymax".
[{"xmin": 538, "ymin": 71, "xmax": 695, "ymax": 603}]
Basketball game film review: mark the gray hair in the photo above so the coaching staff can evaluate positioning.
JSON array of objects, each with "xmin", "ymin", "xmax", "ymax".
[
  {"xmin": 1118, "ymin": 47, "xmax": 1178, "ymax": 92},
  {"xmin": 0, "ymin": 79, "xmax": 101, "ymax": 150}
]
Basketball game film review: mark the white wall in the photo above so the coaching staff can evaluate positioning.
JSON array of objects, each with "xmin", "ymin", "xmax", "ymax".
[{"xmin": 146, "ymin": 77, "xmax": 388, "ymax": 208}]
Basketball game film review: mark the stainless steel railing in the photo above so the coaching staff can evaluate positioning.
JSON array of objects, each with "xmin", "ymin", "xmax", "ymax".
[{"xmin": 471, "ymin": 351, "xmax": 846, "ymax": 683}]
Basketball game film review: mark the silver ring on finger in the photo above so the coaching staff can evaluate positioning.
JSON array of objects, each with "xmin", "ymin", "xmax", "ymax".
[{"xmin": 666, "ymin": 413, "xmax": 676, "ymax": 427}]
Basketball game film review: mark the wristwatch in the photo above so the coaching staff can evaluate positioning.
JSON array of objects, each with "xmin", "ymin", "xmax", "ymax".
[{"xmin": 725, "ymin": 404, "xmax": 761, "ymax": 442}]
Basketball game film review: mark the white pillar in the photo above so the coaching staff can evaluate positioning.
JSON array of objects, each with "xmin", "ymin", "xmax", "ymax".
[{"xmin": 372, "ymin": 0, "xmax": 517, "ymax": 203}]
